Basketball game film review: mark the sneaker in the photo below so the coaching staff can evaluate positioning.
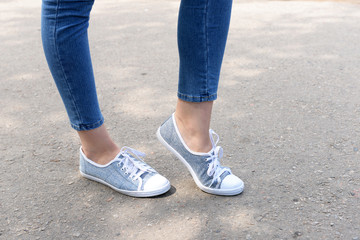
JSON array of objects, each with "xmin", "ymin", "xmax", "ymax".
[
  {"xmin": 157, "ymin": 113, "xmax": 244, "ymax": 196},
  {"xmin": 79, "ymin": 146, "xmax": 171, "ymax": 197}
]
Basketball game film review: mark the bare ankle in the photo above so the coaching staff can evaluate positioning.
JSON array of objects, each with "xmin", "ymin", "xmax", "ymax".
[
  {"xmin": 82, "ymin": 146, "xmax": 120, "ymax": 165},
  {"xmin": 77, "ymin": 124, "xmax": 120, "ymax": 165},
  {"xmin": 186, "ymin": 137, "xmax": 213, "ymax": 153},
  {"xmin": 174, "ymin": 114, "xmax": 212, "ymax": 153},
  {"xmin": 174, "ymin": 99, "xmax": 214, "ymax": 153}
]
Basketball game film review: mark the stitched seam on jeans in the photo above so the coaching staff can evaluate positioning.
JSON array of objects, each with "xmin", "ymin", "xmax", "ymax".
[
  {"xmin": 178, "ymin": 92, "xmax": 217, "ymax": 103},
  {"xmin": 72, "ymin": 117, "xmax": 104, "ymax": 131},
  {"xmin": 178, "ymin": 92, "xmax": 217, "ymax": 99},
  {"xmin": 53, "ymin": 0, "xmax": 83, "ymax": 126},
  {"xmin": 205, "ymin": 0, "xmax": 210, "ymax": 96}
]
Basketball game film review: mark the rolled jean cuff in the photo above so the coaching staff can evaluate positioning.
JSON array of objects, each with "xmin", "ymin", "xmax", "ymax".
[
  {"xmin": 177, "ymin": 92, "xmax": 217, "ymax": 103},
  {"xmin": 70, "ymin": 116, "xmax": 104, "ymax": 131}
]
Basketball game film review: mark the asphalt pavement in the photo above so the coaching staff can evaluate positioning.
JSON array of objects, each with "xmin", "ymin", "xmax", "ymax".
[{"xmin": 1, "ymin": 0, "xmax": 360, "ymax": 239}]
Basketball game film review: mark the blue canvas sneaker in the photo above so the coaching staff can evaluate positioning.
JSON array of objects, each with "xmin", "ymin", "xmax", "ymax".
[
  {"xmin": 79, "ymin": 146, "xmax": 171, "ymax": 197},
  {"xmin": 157, "ymin": 113, "xmax": 244, "ymax": 196}
]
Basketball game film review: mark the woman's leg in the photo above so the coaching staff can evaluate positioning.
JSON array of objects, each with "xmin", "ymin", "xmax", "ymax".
[
  {"xmin": 157, "ymin": 0, "xmax": 242, "ymax": 196},
  {"xmin": 41, "ymin": 0, "xmax": 171, "ymax": 196},
  {"xmin": 175, "ymin": 0, "xmax": 233, "ymax": 153},
  {"xmin": 41, "ymin": 0, "xmax": 119, "ymax": 164}
]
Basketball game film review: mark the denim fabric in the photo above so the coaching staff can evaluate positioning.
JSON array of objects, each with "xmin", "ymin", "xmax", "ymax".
[
  {"xmin": 79, "ymin": 150, "xmax": 156, "ymax": 191},
  {"xmin": 177, "ymin": 0, "xmax": 233, "ymax": 102},
  {"xmin": 159, "ymin": 114, "xmax": 230, "ymax": 189},
  {"xmin": 41, "ymin": 0, "xmax": 103, "ymax": 131},
  {"xmin": 41, "ymin": 0, "xmax": 232, "ymax": 130}
]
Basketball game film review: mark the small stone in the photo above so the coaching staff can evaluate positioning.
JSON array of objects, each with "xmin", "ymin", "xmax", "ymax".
[
  {"xmin": 293, "ymin": 231, "xmax": 302, "ymax": 237},
  {"xmin": 352, "ymin": 237, "xmax": 359, "ymax": 240},
  {"xmin": 330, "ymin": 223, "xmax": 334, "ymax": 226},
  {"xmin": 72, "ymin": 232, "xmax": 81, "ymax": 237}
]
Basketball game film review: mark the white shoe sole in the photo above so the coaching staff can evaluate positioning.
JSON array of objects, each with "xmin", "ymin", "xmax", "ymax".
[
  {"xmin": 157, "ymin": 127, "xmax": 244, "ymax": 196},
  {"xmin": 80, "ymin": 171, "xmax": 171, "ymax": 197}
]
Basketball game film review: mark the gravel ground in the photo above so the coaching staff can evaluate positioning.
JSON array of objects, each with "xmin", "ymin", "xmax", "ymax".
[{"xmin": 1, "ymin": 0, "xmax": 359, "ymax": 239}]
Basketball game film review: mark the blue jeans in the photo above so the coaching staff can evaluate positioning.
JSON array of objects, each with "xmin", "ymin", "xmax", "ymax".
[{"xmin": 41, "ymin": 0, "xmax": 232, "ymax": 131}]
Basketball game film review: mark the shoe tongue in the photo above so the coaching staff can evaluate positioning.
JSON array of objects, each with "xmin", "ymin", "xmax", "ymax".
[
  {"xmin": 219, "ymin": 169, "xmax": 230, "ymax": 178},
  {"xmin": 115, "ymin": 152, "xmax": 126, "ymax": 161},
  {"xmin": 117, "ymin": 155, "xmax": 128, "ymax": 164},
  {"xmin": 208, "ymin": 147, "xmax": 216, "ymax": 156},
  {"xmin": 117, "ymin": 154, "xmax": 136, "ymax": 168},
  {"xmin": 140, "ymin": 171, "xmax": 149, "ymax": 178}
]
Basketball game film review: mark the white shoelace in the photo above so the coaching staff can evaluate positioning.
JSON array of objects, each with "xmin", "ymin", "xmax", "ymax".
[
  {"xmin": 206, "ymin": 130, "xmax": 231, "ymax": 187},
  {"xmin": 117, "ymin": 147, "xmax": 155, "ymax": 182}
]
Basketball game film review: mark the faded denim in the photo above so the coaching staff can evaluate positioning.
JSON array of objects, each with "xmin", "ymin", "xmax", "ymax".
[
  {"xmin": 79, "ymin": 147, "xmax": 170, "ymax": 197},
  {"xmin": 158, "ymin": 114, "xmax": 230, "ymax": 188},
  {"xmin": 80, "ymin": 152, "xmax": 154, "ymax": 192},
  {"xmin": 157, "ymin": 113, "xmax": 244, "ymax": 195}
]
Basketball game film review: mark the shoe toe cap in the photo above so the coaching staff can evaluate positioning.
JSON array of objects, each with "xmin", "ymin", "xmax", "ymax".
[
  {"xmin": 143, "ymin": 174, "xmax": 169, "ymax": 191},
  {"xmin": 221, "ymin": 174, "xmax": 244, "ymax": 190}
]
